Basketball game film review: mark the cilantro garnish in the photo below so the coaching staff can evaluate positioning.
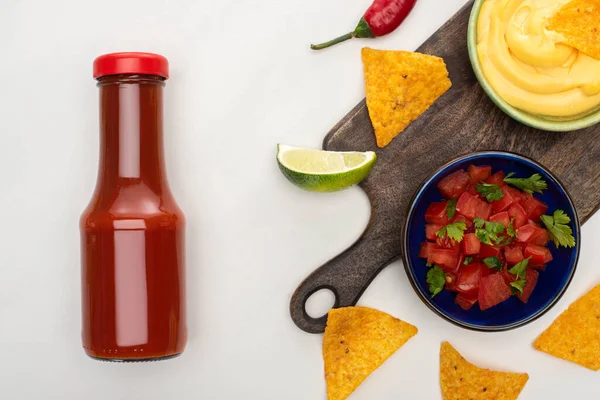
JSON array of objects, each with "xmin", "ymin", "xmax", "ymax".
[
  {"xmin": 463, "ymin": 256, "xmax": 473, "ymax": 265},
  {"xmin": 476, "ymin": 183, "xmax": 504, "ymax": 202},
  {"xmin": 474, "ymin": 217, "xmax": 505, "ymax": 245},
  {"xmin": 486, "ymin": 221, "xmax": 505, "ymax": 234},
  {"xmin": 494, "ymin": 235, "xmax": 513, "ymax": 247},
  {"xmin": 426, "ymin": 261, "xmax": 433, "ymax": 267},
  {"xmin": 510, "ymin": 279, "xmax": 527, "ymax": 295},
  {"xmin": 446, "ymin": 198, "xmax": 457, "ymax": 219},
  {"xmin": 541, "ymin": 210, "xmax": 576, "ymax": 248},
  {"xmin": 508, "ymin": 257, "xmax": 530, "ymax": 294},
  {"xmin": 503, "ymin": 173, "xmax": 547, "ymax": 195},
  {"xmin": 473, "ymin": 217, "xmax": 485, "ymax": 229},
  {"xmin": 507, "ymin": 218, "xmax": 516, "ymax": 237},
  {"xmin": 427, "ymin": 265, "xmax": 446, "ymax": 297},
  {"xmin": 436, "ymin": 221, "xmax": 467, "ymax": 242},
  {"xmin": 482, "ymin": 256, "xmax": 503, "ymax": 271},
  {"xmin": 509, "ymin": 257, "xmax": 530, "ymax": 279}
]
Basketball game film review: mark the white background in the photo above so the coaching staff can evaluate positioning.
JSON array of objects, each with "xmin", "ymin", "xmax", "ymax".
[{"xmin": 1, "ymin": 0, "xmax": 599, "ymax": 398}]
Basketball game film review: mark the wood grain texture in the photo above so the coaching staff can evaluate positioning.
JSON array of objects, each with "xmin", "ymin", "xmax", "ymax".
[{"xmin": 290, "ymin": 1, "xmax": 600, "ymax": 334}]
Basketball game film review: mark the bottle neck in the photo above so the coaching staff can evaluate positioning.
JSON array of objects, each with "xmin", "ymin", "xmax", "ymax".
[{"xmin": 97, "ymin": 74, "xmax": 167, "ymax": 193}]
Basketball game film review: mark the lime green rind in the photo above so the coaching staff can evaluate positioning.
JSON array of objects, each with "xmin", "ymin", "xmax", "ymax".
[
  {"xmin": 277, "ymin": 162, "xmax": 375, "ymax": 192},
  {"xmin": 467, "ymin": 0, "xmax": 600, "ymax": 132},
  {"xmin": 276, "ymin": 145, "xmax": 376, "ymax": 192}
]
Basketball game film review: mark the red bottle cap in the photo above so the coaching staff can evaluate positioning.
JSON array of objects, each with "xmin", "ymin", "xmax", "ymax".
[{"xmin": 93, "ymin": 52, "xmax": 169, "ymax": 79}]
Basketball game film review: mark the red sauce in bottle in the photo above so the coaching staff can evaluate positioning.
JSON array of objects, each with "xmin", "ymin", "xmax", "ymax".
[{"xmin": 80, "ymin": 53, "xmax": 187, "ymax": 361}]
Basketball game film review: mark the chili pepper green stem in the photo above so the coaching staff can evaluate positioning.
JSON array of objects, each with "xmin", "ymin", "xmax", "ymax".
[
  {"xmin": 310, "ymin": 32, "xmax": 355, "ymax": 50},
  {"xmin": 310, "ymin": 18, "xmax": 375, "ymax": 50}
]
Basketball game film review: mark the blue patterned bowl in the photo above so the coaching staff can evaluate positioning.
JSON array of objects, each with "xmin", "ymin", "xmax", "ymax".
[{"xmin": 401, "ymin": 151, "xmax": 580, "ymax": 331}]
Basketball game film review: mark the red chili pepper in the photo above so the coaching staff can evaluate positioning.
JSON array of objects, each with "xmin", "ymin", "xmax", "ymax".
[{"xmin": 311, "ymin": 0, "xmax": 417, "ymax": 50}]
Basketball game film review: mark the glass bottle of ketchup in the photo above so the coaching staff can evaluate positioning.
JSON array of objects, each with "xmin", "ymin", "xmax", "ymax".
[{"xmin": 80, "ymin": 53, "xmax": 187, "ymax": 361}]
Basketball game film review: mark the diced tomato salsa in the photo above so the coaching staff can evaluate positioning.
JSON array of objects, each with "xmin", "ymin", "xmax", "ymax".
[{"xmin": 419, "ymin": 164, "xmax": 559, "ymax": 311}]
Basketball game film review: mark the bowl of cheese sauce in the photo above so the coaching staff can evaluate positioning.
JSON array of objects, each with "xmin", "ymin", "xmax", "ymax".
[{"xmin": 468, "ymin": 0, "xmax": 600, "ymax": 131}]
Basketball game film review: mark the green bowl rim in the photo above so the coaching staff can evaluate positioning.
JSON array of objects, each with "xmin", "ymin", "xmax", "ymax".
[{"xmin": 467, "ymin": 0, "xmax": 600, "ymax": 132}]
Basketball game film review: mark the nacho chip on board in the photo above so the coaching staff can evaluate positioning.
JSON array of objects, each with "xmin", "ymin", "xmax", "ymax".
[
  {"xmin": 534, "ymin": 284, "xmax": 600, "ymax": 371},
  {"xmin": 547, "ymin": 0, "xmax": 600, "ymax": 60},
  {"xmin": 440, "ymin": 342, "xmax": 529, "ymax": 400},
  {"xmin": 361, "ymin": 48, "xmax": 452, "ymax": 148},
  {"xmin": 323, "ymin": 306, "xmax": 418, "ymax": 400}
]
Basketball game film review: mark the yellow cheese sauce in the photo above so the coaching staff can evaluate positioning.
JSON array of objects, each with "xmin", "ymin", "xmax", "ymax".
[{"xmin": 477, "ymin": 0, "xmax": 600, "ymax": 118}]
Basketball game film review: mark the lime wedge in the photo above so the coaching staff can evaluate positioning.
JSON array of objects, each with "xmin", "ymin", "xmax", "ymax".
[{"xmin": 277, "ymin": 144, "xmax": 376, "ymax": 192}]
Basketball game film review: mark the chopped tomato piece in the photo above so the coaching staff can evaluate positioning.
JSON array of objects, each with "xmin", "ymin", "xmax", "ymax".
[
  {"xmin": 485, "ymin": 171, "xmax": 506, "ymax": 186},
  {"xmin": 516, "ymin": 224, "xmax": 549, "ymax": 246},
  {"xmin": 530, "ymin": 229, "xmax": 550, "ymax": 246},
  {"xmin": 505, "ymin": 186, "xmax": 526, "ymax": 205},
  {"xmin": 437, "ymin": 169, "xmax": 470, "ymax": 199},
  {"xmin": 491, "ymin": 185, "xmax": 516, "ymax": 213},
  {"xmin": 524, "ymin": 244, "xmax": 553, "ymax": 267},
  {"xmin": 456, "ymin": 192, "xmax": 492, "ymax": 221},
  {"xmin": 527, "ymin": 219, "xmax": 540, "ymax": 227},
  {"xmin": 428, "ymin": 248, "xmax": 460, "ymax": 273},
  {"xmin": 479, "ymin": 243, "xmax": 502, "ymax": 258},
  {"xmin": 446, "ymin": 273, "xmax": 459, "ymax": 292},
  {"xmin": 522, "ymin": 195, "xmax": 548, "ymax": 222},
  {"xmin": 455, "ymin": 292, "xmax": 478, "ymax": 311},
  {"xmin": 419, "ymin": 242, "xmax": 436, "ymax": 258},
  {"xmin": 455, "ymin": 262, "xmax": 489, "ymax": 296},
  {"xmin": 452, "ymin": 214, "xmax": 474, "ymax": 232},
  {"xmin": 516, "ymin": 224, "xmax": 537, "ymax": 243},
  {"xmin": 467, "ymin": 165, "xmax": 492, "ymax": 184},
  {"xmin": 508, "ymin": 203, "xmax": 528, "ymax": 228},
  {"xmin": 478, "ymin": 274, "xmax": 512, "ymax": 310},
  {"xmin": 517, "ymin": 268, "xmax": 539, "ymax": 303},
  {"xmin": 466, "ymin": 185, "xmax": 478, "ymax": 196},
  {"xmin": 500, "ymin": 265, "xmax": 517, "ymax": 285},
  {"xmin": 425, "ymin": 202, "xmax": 451, "ymax": 225},
  {"xmin": 489, "ymin": 211, "xmax": 510, "ymax": 228},
  {"xmin": 456, "ymin": 192, "xmax": 475, "ymax": 218},
  {"xmin": 436, "ymin": 236, "xmax": 460, "ymax": 253},
  {"xmin": 516, "ymin": 241, "xmax": 529, "ymax": 252},
  {"xmin": 476, "ymin": 201, "xmax": 493, "ymax": 221},
  {"xmin": 504, "ymin": 245, "xmax": 524, "ymax": 265},
  {"xmin": 462, "ymin": 233, "xmax": 481, "ymax": 255},
  {"xmin": 426, "ymin": 224, "xmax": 443, "ymax": 241}
]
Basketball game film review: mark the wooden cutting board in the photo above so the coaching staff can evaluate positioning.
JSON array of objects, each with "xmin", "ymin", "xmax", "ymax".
[{"xmin": 290, "ymin": 0, "xmax": 600, "ymax": 334}]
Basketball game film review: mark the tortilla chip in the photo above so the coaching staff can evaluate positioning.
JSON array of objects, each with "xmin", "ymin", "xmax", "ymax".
[
  {"xmin": 440, "ymin": 342, "xmax": 529, "ymax": 400},
  {"xmin": 533, "ymin": 284, "xmax": 600, "ymax": 370},
  {"xmin": 361, "ymin": 48, "xmax": 452, "ymax": 148},
  {"xmin": 323, "ymin": 306, "xmax": 417, "ymax": 400},
  {"xmin": 547, "ymin": 0, "xmax": 600, "ymax": 60}
]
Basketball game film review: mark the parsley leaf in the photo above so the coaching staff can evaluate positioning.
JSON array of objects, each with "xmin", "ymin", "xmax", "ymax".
[
  {"xmin": 494, "ymin": 236, "xmax": 514, "ymax": 247},
  {"xmin": 504, "ymin": 173, "xmax": 548, "ymax": 194},
  {"xmin": 508, "ymin": 258, "xmax": 530, "ymax": 294},
  {"xmin": 463, "ymin": 256, "xmax": 473, "ymax": 265},
  {"xmin": 426, "ymin": 262, "xmax": 433, "ymax": 267},
  {"xmin": 426, "ymin": 265, "xmax": 446, "ymax": 297},
  {"xmin": 507, "ymin": 218, "xmax": 516, "ymax": 237},
  {"xmin": 509, "ymin": 257, "xmax": 530, "ymax": 279},
  {"xmin": 476, "ymin": 183, "xmax": 504, "ymax": 202},
  {"xmin": 436, "ymin": 221, "xmax": 467, "ymax": 242},
  {"xmin": 541, "ymin": 210, "xmax": 576, "ymax": 248},
  {"xmin": 510, "ymin": 279, "xmax": 527, "ymax": 295},
  {"xmin": 476, "ymin": 229, "xmax": 493, "ymax": 245},
  {"xmin": 486, "ymin": 221, "xmax": 505, "ymax": 234},
  {"xmin": 474, "ymin": 218, "xmax": 505, "ymax": 245},
  {"xmin": 446, "ymin": 198, "xmax": 457, "ymax": 219},
  {"xmin": 483, "ymin": 256, "xmax": 503, "ymax": 271}
]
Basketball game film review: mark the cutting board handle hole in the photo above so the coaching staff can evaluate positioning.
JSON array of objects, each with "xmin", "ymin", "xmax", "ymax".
[{"xmin": 304, "ymin": 287, "xmax": 338, "ymax": 320}]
